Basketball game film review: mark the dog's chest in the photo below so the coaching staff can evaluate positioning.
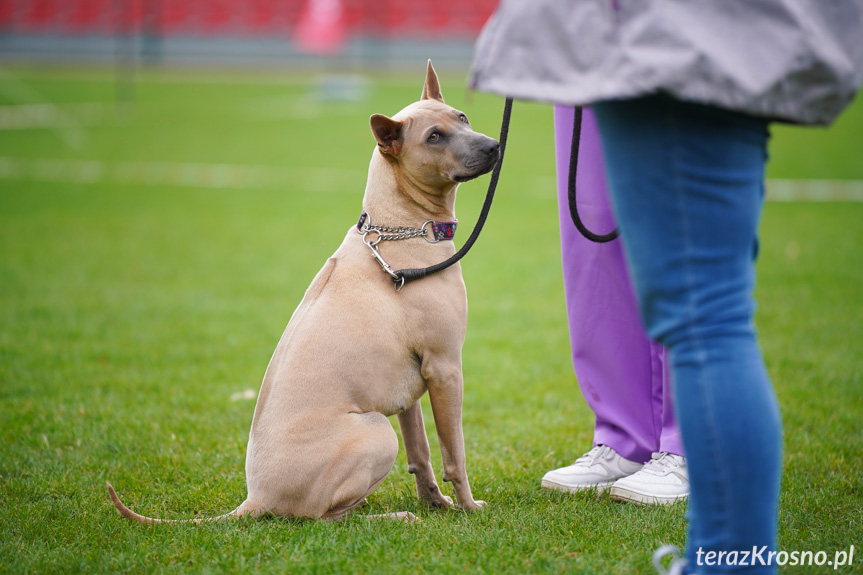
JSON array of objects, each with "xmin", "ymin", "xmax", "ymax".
[{"xmin": 349, "ymin": 348, "xmax": 427, "ymax": 416}]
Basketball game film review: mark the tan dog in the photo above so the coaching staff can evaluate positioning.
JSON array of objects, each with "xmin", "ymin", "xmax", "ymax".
[{"xmin": 107, "ymin": 60, "xmax": 500, "ymax": 523}]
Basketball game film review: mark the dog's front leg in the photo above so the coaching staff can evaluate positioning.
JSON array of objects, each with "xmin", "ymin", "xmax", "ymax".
[
  {"xmin": 398, "ymin": 401, "xmax": 454, "ymax": 508},
  {"xmin": 423, "ymin": 361, "xmax": 485, "ymax": 512}
]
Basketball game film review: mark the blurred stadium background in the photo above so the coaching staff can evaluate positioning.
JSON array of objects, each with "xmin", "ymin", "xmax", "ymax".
[
  {"xmin": 0, "ymin": 0, "xmax": 526, "ymax": 201},
  {"xmin": 0, "ymin": 0, "xmax": 497, "ymax": 67},
  {"xmin": 1, "ymin": 0, "xmax": 861, "ymax": 200}
]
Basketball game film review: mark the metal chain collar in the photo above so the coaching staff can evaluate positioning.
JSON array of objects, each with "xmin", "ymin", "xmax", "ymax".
[
  {"xmin": 356, "ymin": 211, "xmax": 444, "ymax": 291},
  {"xmin": 356, "ymin": 212, "xmax": 443, "ymax": 247},
  {"xmin": 360, "ymin": 222, "xmax": 431, "ymax": 245}
]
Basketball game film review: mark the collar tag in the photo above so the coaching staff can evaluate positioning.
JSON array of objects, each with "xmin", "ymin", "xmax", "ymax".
[{"xmin": 430, "ymin": 221, "xmax": 457, "ymax": 241}]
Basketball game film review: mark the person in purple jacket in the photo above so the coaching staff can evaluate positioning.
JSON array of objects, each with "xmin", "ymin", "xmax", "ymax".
[{"xmin": 540, "ymin": 106, "xmax": 688, "ymax": 506}]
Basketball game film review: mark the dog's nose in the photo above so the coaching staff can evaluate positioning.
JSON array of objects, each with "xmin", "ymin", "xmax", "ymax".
[{"xmin": 483, "ymin": 140, "xmax": 500, "ymax": 157}]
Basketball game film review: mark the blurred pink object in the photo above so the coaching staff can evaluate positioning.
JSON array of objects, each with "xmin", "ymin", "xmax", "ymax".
[{"xmin": 293, "ymin": 0, "xmax": 346, "ymax": 55}]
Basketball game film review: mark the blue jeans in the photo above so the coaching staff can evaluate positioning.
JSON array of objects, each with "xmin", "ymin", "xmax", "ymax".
[{"xmin": 593, "ymin": 96, "xmax": 783, "ymax": 574}]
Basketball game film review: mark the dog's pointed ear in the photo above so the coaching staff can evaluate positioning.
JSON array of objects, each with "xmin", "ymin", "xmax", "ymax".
[
  {"xmin": 370, "ymin": 113, "xmax": 403, "ymax": 156},
  {"xmin": 421, "ymin": 59, "xmax": 444, "ymax": 103}
]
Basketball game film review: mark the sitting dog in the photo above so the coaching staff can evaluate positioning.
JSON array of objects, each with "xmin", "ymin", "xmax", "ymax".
[{"xmin": 107, "ymin": 60, "xmax": 500, "ymax": 523}]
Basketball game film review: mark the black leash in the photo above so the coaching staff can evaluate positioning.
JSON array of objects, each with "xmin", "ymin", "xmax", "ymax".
[
  {"xmin": 567, "ymin": 106, "xmax": 619, "ymax": 243},
  {"xmin": 392, "ymin": 96, "xmax": 513, "ymax": 288},
  {"xmin": 389, "ymin": 100, "xmax": 616, "ymax": 290}
]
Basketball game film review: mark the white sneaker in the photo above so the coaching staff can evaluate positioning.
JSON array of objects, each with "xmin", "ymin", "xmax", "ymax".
[
  {"xmin": 541, "ymin": 445, "xmax": 644, "ymax": 493},
  {"xmin": 609, "ymin": 452, "xmax": 689, "ymax": 505}
]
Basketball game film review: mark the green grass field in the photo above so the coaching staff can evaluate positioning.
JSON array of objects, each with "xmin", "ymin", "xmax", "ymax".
[{"xmin": 1, "ymin": 64, "xmax": 861, "ymax": 574}]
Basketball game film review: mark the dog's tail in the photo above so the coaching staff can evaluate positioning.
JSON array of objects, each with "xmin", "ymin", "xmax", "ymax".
[{"xmin": 106, "ymin": 482, "xmax": 239, "ymax": 524}]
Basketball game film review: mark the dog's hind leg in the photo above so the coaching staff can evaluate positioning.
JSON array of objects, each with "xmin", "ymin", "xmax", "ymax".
[{"xmin": 318, "ymin": 411, "xmax": 406, "ymax": 521}]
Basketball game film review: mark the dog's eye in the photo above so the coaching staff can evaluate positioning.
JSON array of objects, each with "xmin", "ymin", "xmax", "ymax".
[
  {"xmin": 459, "ymin": 114, "xmax": 468, "ymax": 124},
  {"xmin": 428, "ymin": 132, "xmax": 440, "ymax": 142}
]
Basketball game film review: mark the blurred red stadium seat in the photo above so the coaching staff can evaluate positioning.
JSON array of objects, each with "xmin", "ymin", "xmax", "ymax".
[{"xmin": 0, "ymin": 0, "xmax": 499, "ymax": 38}]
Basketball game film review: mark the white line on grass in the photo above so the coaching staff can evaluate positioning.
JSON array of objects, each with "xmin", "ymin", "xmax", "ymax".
[
  {"xmin": 766, "ymin": 179, "xmax": 863, "ymax": 202},
  {"xmin": 0, "ymin": 156, "xmax": 365, "ymax": 193},
  {"xmin": 0, "ymin": 103, "xmax": 108, "ymax": 131},
  {"xmin": 0, "ymin": 67, "xmax": 90, "ymax": 150},
  {"xmin": 0, "ymin": 157, "xmax": 861, "ymax": 201}
]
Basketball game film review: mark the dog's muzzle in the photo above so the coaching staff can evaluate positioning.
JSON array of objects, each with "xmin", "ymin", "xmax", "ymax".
[{"xmin": 455, "ymin": 139, "xmax": 500, "ymax": 182}]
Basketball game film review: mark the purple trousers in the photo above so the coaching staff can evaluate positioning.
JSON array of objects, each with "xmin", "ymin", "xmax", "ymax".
[{"xmin": 554, "ymin": 105, "xmax": 684, "ymax": 462}]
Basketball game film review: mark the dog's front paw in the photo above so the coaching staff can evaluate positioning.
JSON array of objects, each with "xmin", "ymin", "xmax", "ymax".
[
  {"xmin": 418, "ymin": 482, "xmax": 455, "ymax": 509},
  {"xmin": 421, "ymin": 493, "xmax": 454, "ymax": 509},
  {"xmin": 458, "ymin": 499, "xmax": 487, "ymax": 513}
]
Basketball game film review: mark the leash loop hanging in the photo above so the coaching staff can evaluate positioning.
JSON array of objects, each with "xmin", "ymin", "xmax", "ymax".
[{"xmin": 568, "ymin": 106, "xmax": 619, "ymax": 243}]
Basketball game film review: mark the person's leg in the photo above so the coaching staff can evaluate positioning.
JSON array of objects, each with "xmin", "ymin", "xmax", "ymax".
[
  {"xmin": 657, "ymin": 344, "xmax": 684, "ymax": 456},
  {"xmin": 594, "ymin": 95, "xmax": 782, "ymax": 573},
  {"xmin": 607, "ymin": 340, "xmax": 688, "ymax": 506},
  {"xmin": 554, "ymin": 105, "xmax": 664, "ymax": 463}
]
